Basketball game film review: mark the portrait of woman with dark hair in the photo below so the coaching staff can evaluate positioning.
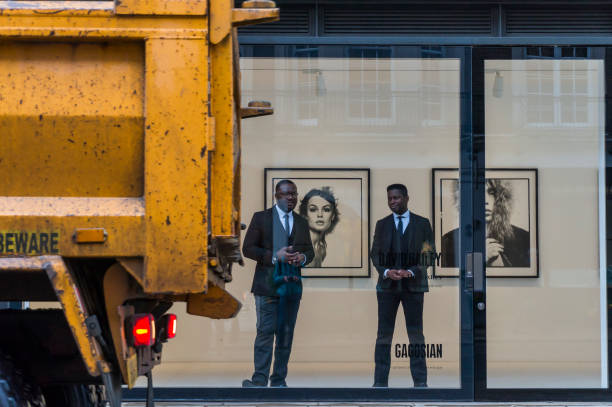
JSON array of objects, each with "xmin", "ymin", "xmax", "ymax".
[
  {"xmin": 298, "ymin": 187, "xmax": 340, "ymax": 267},
  {"xmin": 266, "ymin": 168, "xmax": 370, "ymax": 277}
]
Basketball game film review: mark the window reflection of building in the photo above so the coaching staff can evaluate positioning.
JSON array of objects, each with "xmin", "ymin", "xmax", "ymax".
[
  {"xmin": 420, "ymin": 46, "xmax": 444, "ymax": 125},
  {"xmin": 296, "ymin": 46, "xmax": 320, "ymax": 127},
  {"xmin": 560, "ymin": 62, "xmax": 589, "ymax": 125},
  {"xmin": 525, "ymin": 64, "xmax": 591, "ymax": 127},
  {"xmin": 524, "ymin": 48, "xmax": 592, "ymax": 127},
  {"xmin": 526, "ymin": 68, "xmax": 554, "ymax": 125},
  {"xmin": 346, "ymin": 47, "xmax": 394, "ymax": 126}
]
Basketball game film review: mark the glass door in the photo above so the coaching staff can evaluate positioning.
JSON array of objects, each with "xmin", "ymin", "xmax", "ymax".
[{"xmin": 474, "ymin": 47, "xmax": 611, "ymax": 400}]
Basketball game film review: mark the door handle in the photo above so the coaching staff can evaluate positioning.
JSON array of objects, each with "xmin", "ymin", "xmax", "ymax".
[
  {"xmin": 465, "ymin": 252, "xmax": 484, "ymax": 293},
  {"xmin": 473, "ymin": 251, "xmax": 483, "ymax": 293},
  {"xmin": 465, "ymin": 252, "xmax": 474, "ymax": 291}
]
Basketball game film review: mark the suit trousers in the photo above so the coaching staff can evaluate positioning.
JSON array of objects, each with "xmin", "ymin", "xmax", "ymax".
[
  {"xmin": 374, "ymin": 290, "xmax": 426, "ymax": 386},
  {"xmin": 252, "ymin": 295, "xmax": 300, "ymax": 386}
]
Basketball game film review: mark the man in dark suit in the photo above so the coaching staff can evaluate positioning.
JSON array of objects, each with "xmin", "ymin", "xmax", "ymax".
[
  {"xmin": 370, "ymin": 184, "xmax": 434, "ymax": 388},
  {"xmin": 242, "ymin": 180, "xmax": 314, "ymax": 388}
]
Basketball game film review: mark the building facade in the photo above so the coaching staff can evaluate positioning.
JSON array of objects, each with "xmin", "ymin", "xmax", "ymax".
[{"xmin": 130, "ymin": 0, "xmax": 612, "ymax": 402}]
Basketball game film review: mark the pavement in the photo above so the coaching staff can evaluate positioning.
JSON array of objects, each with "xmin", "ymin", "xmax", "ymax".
[{"xmin": 123, "ymin": 403, "xmax": 612, "ymax": 407}]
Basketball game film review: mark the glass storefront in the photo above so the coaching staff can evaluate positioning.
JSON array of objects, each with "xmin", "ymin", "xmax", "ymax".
[
  {"xmin": 484, "ymin": 56, "xmax": 606, "ymax": 388},
  {"xmin": 156, "ymin": 49, "xmax": 465, "ymax": 389},
  {"xmin": 131, "ymin": 46, "xmax": 610, "ymax": 399}
]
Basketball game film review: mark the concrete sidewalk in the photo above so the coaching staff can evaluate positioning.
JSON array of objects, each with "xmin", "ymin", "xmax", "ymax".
[{"xmin": 123, "ymin": 403, "xmax": 612, "ymax": 407}]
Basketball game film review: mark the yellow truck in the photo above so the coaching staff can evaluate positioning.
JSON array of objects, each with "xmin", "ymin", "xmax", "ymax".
[{"xmin": 0, "ymin": 1, "xmax": 276, "ymax": 405}]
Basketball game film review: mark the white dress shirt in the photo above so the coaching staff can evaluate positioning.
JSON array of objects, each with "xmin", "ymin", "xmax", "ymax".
[
  {"xmin": 384, "ymin": 209, "xmax": 413, "ymax": 278},
  {"xmin": 273, "ymin": 205, "xmax": 307, "ymax": 265},
  {"xmin": 275, "ymin": 205, "xmax": 294, "ymax": 234},
  {"xmin": 393, "ymin": 210, "xmax": 410, "ymax": 233}
]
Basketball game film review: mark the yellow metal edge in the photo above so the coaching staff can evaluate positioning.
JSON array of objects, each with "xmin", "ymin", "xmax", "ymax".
[
  {"xmin": 210, "ymin": 34, "xmax": 236, "ymax": 237},
  {"xmin": 0, "ymin": 26, "xmax": 207, "ymax": 39},
  {"xmin": 115, "ymin": 0, "xmax": 206, "ymax": 16},
  {"xmin": 43, "ymin": 256, "xmax": 103, "ymax": 376},
  {"xmin": 104, "ymin": 262, "xmax": 143, "ymax": 386},
  {"xmin": 0, "ymin": 256, "xmax": 103, "ymax": 376},
  {"xmin": 186, "ymin": 283, "xmax": 241, "ymax": 319},
  {"xmin": 209, "ymin": 0, "xmax": 231, "ymax": 44},
  {"xmin": 125, "ymin": 353, "xmax": 138, "ymax": 388},
  {"xmin": 0, "ymin": 1, "xmax": 113, "ymax": 14},
  {"xmin": 231, "ymin": 8, "xmax": 279, "ymax": 27},
  {"xmin": 0, "ymin": 8, "xmax": 114, "ymax": 17}
]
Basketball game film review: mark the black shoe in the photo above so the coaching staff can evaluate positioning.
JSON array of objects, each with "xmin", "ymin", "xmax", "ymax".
[
  {"xmin": 372, "ymin": 383, "xmax": 388, "ymax": 388},
  {"xmin": 414, "ymin": 382, "xmax": 428, "ymax": 388},
  {"xmin": 270, "ymin": 382, "xmax": 287, "ymax": 388},
  {"xmin": 242, "ymin": 379, "xmax": 266, "ymax": 388}
]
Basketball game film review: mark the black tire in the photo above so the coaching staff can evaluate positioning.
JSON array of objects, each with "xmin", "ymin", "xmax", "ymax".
[
  {"xmin": 0, "ymin": 377, "xmax": 17, "ymax": 407},
  {"xmin": 42, "ymin": 384, "xmax": 106, "ymax": 407},
  {"xmin": 0, "ymin": 351, "xmax": 44, "ymax": 407}
]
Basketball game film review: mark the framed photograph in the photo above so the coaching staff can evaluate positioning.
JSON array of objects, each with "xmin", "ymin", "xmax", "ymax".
[
  {"xmin": 264, "ymin": 168, "xmax": 370, "ymax": 278},
  {"xmin": 432, "ymin": 168, "xmax": 538, "ymax": 278}
]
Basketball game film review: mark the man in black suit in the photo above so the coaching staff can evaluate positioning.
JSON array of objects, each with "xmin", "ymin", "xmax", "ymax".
[
  {"xmin": 370, "ymin": 184, "xmax": 434, "ymax": 388},
  {"xmin": 242, "ymin": 180, "xmax": 314, "ymax": 388}
]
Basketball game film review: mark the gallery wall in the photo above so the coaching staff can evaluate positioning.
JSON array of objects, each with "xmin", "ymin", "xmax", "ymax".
[{"xmin": 161, "ymin": 57, "xmax": 605, "ymax": 388}]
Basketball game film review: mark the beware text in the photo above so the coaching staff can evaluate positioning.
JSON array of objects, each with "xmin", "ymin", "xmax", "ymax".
[{"xmin": 0, "ymin": 232, "xmax": 60, "ymax": 255}]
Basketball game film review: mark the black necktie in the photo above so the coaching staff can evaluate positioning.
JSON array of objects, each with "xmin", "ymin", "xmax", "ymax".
[
  {"xmin": 284, "ymin": 214, "xmax": 290, "ymax": 237},
  {"xmin": 394, "ymin": 216, "xmax": 404, "ymax": 266}
]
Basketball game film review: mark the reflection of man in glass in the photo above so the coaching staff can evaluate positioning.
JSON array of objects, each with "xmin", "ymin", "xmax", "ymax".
[
  {"xmin": 242, "ymin": 180, "xmax": 314, "ymax": 387},
  {"xmin": 441, "ymin": 179, "xmax": 530, "ymax": 267},
  {"xmin": 370, "ymin": 184, "xmax": 433, "ymax": 388},
  {"xmin": 298, "ymin": 187, "xmax": 340, "ymax": 267}
]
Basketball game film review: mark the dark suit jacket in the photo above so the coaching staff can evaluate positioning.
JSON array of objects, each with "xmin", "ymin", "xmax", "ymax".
[
  {"xmin": 242, "ymin": 207, "xmax": 314, "ymax": 297},
  {"xmin": 370, "ymin": 212, "xmax": 434, "ymax": 293}
]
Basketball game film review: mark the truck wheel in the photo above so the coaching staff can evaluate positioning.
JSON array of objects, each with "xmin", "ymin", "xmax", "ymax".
[
  {"xmin": 0, "ymin": 352, "xmax": 44, "ymax": 407},
  {"xmin": 42, "ymin": 385, "xmax": 106, "ymax": 407}
]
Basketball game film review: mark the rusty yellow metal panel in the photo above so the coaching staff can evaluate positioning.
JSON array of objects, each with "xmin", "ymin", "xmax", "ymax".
[
  {"xmin": 0, "ymin": 1, "xmax": 271, "ymax": 291},
  {"xmin": 115, "ymin": 0, "xmax": 206, "ymax": 16},
  {"xmin": 0, "ymin": 41, "xmax": 144, "ymax": 197},
  {"xmin": 143, "ymin": 38, "xmax": 209, "ymax": 294}
]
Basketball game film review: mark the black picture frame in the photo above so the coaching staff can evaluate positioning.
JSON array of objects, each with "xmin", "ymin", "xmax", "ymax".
[
  {"xmin": 432, "ymin": 168, "xmax": 539, "ymax": 278},
  {"xmin": 264, "ymin": 168, "xmax": 371, "ymax": 278}
]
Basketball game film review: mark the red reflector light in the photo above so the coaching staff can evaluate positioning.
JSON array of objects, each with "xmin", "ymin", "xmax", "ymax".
[
  {"xmin": 167, "ymin": 314, "xmax": 177, "ymax": 339},
  {"xmin": 131, "ymin": 314, "xmax": 155, "ymax": 347}
]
